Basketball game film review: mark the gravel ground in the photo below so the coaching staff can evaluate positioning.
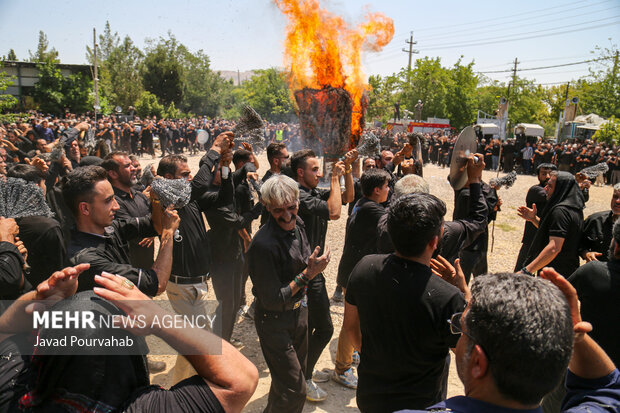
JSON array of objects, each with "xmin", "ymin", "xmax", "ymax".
[{"xmin": 143, "ymin": 151, "xmax": 612, "ymax": 412}]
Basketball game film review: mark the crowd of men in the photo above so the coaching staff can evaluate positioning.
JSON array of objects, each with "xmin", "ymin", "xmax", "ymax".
[{"xmin": 0, "ymin": 113, "xmax": 619, "ymax": 413}]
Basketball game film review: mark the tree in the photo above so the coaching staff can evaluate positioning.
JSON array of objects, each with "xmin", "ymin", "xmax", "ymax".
[
  {"xmin": 575, "ymin": 45, "xmax": 620, "ymax": 119},
  {"xmin": 32, "ymin": 60, "xmax": 64, "ymax": 114},
  {"xmin": 142, "ymin": 34, "xmax": 185, "ymax": 106},
  {"xmin": 103, "ymin": 36, "xmax": 144, "ymax": 109},
  {"xmin": 181, "ymin": 49, "xmax": 228, "ymax": 116},
  {"xmin": 29, "ymin": 31, "xmax": 59, "ymax": 63},
  {"xmin": 241, "ymin": 68, "xmax": 294, "ymax": 122},
  {"xmin": 5, "ymin": 49, "xmax": 17, "ymax": 61},
  {"xmin": 445, "ymin": 59, "xmax": 479, "ymax": 130},
  {"xmin": 0, "ymin": 64, "xmax": 18, "ymax": 111},
  {"xmin": 400, "ymin": 57, "xmax": 451, "ymax": 122},
  {"xmin": 62, "ymin": 72, "xmax": 93, "ymax": 114},
  {"xmin": 135, "ymin": 91, "xmax": 164, "ymax": 118},
  {"xmin": 367, "ymin": 74, "xmax": 399, "ymax": 123},
  {"xmin": 593, "ymin": 116, "xmax": 620, "ymax": 145}
]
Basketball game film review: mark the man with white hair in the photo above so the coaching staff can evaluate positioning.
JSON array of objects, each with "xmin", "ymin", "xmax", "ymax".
[{"xmin": 247, "ymin": 174, "xmax": 331, "ymax": 413}]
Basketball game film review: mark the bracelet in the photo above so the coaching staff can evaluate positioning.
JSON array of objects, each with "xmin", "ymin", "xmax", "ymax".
[
  {"xmin": 520, "ymin": 267, "xmax": 534, "ymax": 276},
  {"xmin": 344, "ymin": 165, "xmax": 352, "ymax": 174},
  {"xmin": 293, "ymin": 275, "xmax": 305, "ymax": 287}
]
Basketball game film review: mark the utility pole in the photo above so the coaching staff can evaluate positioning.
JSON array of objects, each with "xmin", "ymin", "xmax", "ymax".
[
  {"xmin": 612, "ymin": 51, "xmax": 619, "ymax": 90},
  {"xmin": 93, "ymin": 28, "xmax": 100, "ymax": 120},
  {"xmin": 237, "ymin": 69, "xmax": 241, "ymax": 86},
  {"xmin": 502, "ymin": 58, "xmax": 519, "ymax": 141},
  {"xmin": 402, "ymin": 32, "xmax": 419, "ymax": 72}
]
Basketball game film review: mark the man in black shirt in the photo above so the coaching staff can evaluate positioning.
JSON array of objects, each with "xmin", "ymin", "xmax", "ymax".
[
  {"xmin": 292, "ymin": 148, "xmax": 355, "ymax": 401},
  {"xmin": 569, "ymin": 219, "xmax": 620, "ymax": 367},
  {"xmin": 344, "ymin": 192, "xmax": 466, "ymax": 412},
  {"xmin": 578, "ymin": 183, "xmax": 620, "ymax": 263},
  {"xmin": 515, "ymin": 163, "xmax": 556, "ymax": 271},
  {"xmin": 7, "ymin": 164, "xmax": 66, "ymax": 288},
  {"xmin": 247, "ymin": 174, "xmax": 330, "ymax": 413},
  {"xmin": 333, "ymin": 168, "xmax": 390, "ymax": 389},
  {"xmin": 102, "ymin": 152, "xmax": 154, "ymax": 270},
  {"xmin": 63, "ymin": 166, "xmax": 179, "ymax": 296}
]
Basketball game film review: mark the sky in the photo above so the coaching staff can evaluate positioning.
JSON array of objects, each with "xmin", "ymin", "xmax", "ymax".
[{"xmin": 1, "ymin": 0, "xmax": 618, "ymax": 87}]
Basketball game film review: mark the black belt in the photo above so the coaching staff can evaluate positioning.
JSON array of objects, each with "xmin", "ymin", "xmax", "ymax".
[
  {"xmin": 257, "ymin": 299, "xmax": 303, "ymax": 314},
  {"xmin": 169, "ymin": 274, "xmax": 209, "ymax": 284}
]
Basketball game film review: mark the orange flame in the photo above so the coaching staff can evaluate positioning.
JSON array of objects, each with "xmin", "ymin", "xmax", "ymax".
[{"xmin": 275, "ymin": 0, "xmax": 394, "ymax": 143}]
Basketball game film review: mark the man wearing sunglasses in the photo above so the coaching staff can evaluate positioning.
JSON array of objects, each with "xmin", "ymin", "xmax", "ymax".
[{"xmin": 395, "ymin": 269, "xmax": 619, "ymax": 412}]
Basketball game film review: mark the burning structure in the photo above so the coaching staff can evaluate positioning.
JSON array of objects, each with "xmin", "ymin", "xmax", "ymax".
[{"xmin": 276, "ymin": 0, "xmax": 393, "ymax": 157}]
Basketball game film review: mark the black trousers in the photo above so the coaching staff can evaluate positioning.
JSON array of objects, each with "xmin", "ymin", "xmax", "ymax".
[
  {"xmin": 514, "ymin": 242, "xmax": 530, "ymax": 272},
  {"xmin": 255, "ymin": 306, "xmax": 308, "ymax": 413},
  {"xmin": 211, "ymin": 258, "xmax": 244, "ymax": 341},
  {"xmin": 306, "ymin": 274, "xmax": 334, "ymax": 375}
]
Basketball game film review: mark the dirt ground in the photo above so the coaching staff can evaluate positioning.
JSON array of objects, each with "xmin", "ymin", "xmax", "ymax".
[{"xmin": 143, "ymin": 151, "xmax": 612, "ymax": 412}]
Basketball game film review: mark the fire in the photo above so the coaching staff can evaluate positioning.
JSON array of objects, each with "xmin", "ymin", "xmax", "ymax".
[{"xmin": 275, "ymin": 0, "xmax": 394, "ymax": 147}]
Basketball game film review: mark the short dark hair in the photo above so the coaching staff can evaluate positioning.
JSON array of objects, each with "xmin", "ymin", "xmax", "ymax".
[
  {"xmin": 387, "ymin": 193, "xmax": 446, "ymax": 256},
  {"xmin": 7, "ymin": 164, "xmax": 44, "ymax": 184},
  {"xmin": 537, "ymin": 163, "xmax": 557, "ymax": 172},
  {"xmin": 291, "ymin": 149, "xmax": 316, "ymax": 179},
  {"xmin": 466, "ymin": 274, "xmax": 573, "ymax": 404},
  {"xmin": 267, "ymin": 142, "xmax": 287, "ymax": 162},
  {"xmin": 157, "ymin": 154, "xmax": 187, "ymax": 177},
  {"xmin": 360, "ymin": 168, "xmax": 390, "ymax": 197},
  {"xmin": 101, "ymin": 151, "xmax": 130, "ymax": 174},
  {"xmin": 62, "ymin": 166, "xmax": 109, "ymax": 215},
  {"xmin": 233, "ymin": 149, "xmax": 252, "ymax": 167}
]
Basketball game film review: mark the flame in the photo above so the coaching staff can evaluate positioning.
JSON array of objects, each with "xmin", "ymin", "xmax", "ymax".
[{"xmin": 275, "ymin": 0, "xmax": 394, "ymax": 143}]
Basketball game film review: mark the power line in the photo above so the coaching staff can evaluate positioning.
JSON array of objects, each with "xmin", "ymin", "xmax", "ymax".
[
  {"xmin": 478, "ymin": 57, "xmax": 613, "ymax": 74},
  {"xmin": 389, "ymin": 0, "xmax": 589, "ymax": 39},
  {"xmin": 419, "ymin": 15, "xmax": 619, "ymax": 49},
  {"xmin": 415, "ymin": 3, "xmax": 617, "ymax": 43},
  {"xmin": 417, "ymin": 20, "xmax": 619, "ymax": 51}
]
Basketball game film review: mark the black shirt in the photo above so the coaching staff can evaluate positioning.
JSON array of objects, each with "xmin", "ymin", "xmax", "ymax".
[
  {"xmin": 15, "ymin": 216, "xmax": 66, "ymax": 288},
  {"xmin": 298, "ymin": 185, "xmax": 330, "ymax": 251},
  {"xmin": 527, "ymin": 205, "xmax": 583, "ymax": 277},
  {"xmin": 0, "ymin": 242, "xmax": 27, "ymax": 304},
  {"xmin": 67, "ymin": 218, "xmax": 159, "ymax": 296},
  {"xmin": 113, "ymin": 186, "xmax": 154, "ymax": 269},
  {"xmin": 247, "ymin": 216, "xmax": 311, "ymax": 312},
  {"xmin": 337, "ymin": 197, "xmax": 385, "ymax": 288},
  {"xmin": 376, "ymin": 183, "xmax": 488, "ymax": 264},
  {"xmin": 568, "ymin": 260, "xmax": 620, "ymax": 366},
  {"xmin": 346, "ymin": 254, "xmax": 465, "ymax": 411},
  {"xmin": 579, "ymin": 210, "xmax": 614, "ymax": 261},
  {"xmin": 521, "ymin": 184, "xmax": 547, "ymax": 245},
  {"xmin": 123, "ymin": 375, "xmax": 224, "ymax": 413}
]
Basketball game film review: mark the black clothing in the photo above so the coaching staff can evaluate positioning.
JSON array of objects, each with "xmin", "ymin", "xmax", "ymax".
[
  {"xmin": 346, "ymin": 254, "xmax": 465, "ymax": 412},
  {"xmin": 123, "ymin": 375, "xmax": 224, "ymax": 413},
  {"xmin": 347, "ymin": 178, "xmax": 363, "ymax": 216},
  {"xmin": 173, "ymin": 200, "xmax": 212, "ymax": 277},
  {"xmin": 298, "ymin": 185, "xmax": 330, "ymax": 251},
  {"xmin": 337, "ymin": 197, "xmax": 385, "ymax": 288},
  {"xmin": 248, "ymin": 216, "xmax": 310, "ymax": 311},
  {"xmin": 579, "ymin": 210, "xmax": 614, "ymax": 262},
  {"xmin": 526, "ymin": 172, "xmax": 585, "ymax": 276},
  {"xmin": 515, "ymin": 183, "xmax": 548, "ymax": 271},
  {"xmin": 296, "ymin": 184, "xmax": 334, "ymax": 375},
  {"xmin": 376, "ymin": 182, "xmax": 488, "ymax": 264},
  {"xmin": 255, "ymin": 306, "xmax": 308, "ymax": 413},
  {"xmin": 0, "ymin": 242, "xmax": 27, "ymax": 307},
  {"xmin": 15, "ymin": 216, "xmax": 66, "ymax": 288},
  {"xmin": 247, "ymin": 216, "xmax": 311, "ymax": 413},
  {"xmin": 453, "ymin": 183, "xmax": 498, "ymax": 279},
  {"xmin": 569, "ymin": 260, "xmax": 620, "ymax": 366},
  {"xmin": 67, "ymin": 218, "xmax": 159, "ymax": 296},
  {"xmin": 113, "ymin": 186, "xmax": 154, "ymax": 270}
]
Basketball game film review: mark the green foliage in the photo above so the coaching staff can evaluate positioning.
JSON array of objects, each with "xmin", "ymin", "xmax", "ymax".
[
  {"xmin": 142, "ymin": 34, "xmax": 185, "ymax": 106},
  {"xmin": 135, "ymin": 91, "xmax": 164, "ymax": 118},
  {"xmin": 181, "ymin": 50, "xmax": 227, "ymax": 117},
  {"xmin": 593, "ymin": 116, "xmax": 620, "ymax": 145},
  {"xmin": 367, "ymin": 74, "xmax": 399, "ymax": 123},
  {"xmin": 62, "ymin": 72, "xmax": 93, "ymax": 113},
  {"xmin": 32, "ymin": 60, "xmax": 65, "ymax": 114},
  {"xmin": 0, "ymin": 112, "xmax": 28, "ymax": 123},
  {"xmin": 5, "ymin": 49, "xmax": 17, "ymax": 61},
  {"xmin": 0, "ymin": 64, "xmax": 18, "ymax": 112},
  {"xmin": 241, "ymin": 68, "xmax": 294, "ymax": 122},
  {"xmin": 165, "ymin": 102, "xmax": 181, "ymax": 119},
  {"xmin": 29, "ymin": 31, "xmax": 59, "ymax": 63},
  {"xmin": 576, "ymin": 45, "xmax": 620, "ymax": 119}
]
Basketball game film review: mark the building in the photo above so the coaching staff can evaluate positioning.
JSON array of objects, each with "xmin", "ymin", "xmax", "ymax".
[{"xmin": 1, "ymin": 60, "xmax": 92, "ymax": 104}]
